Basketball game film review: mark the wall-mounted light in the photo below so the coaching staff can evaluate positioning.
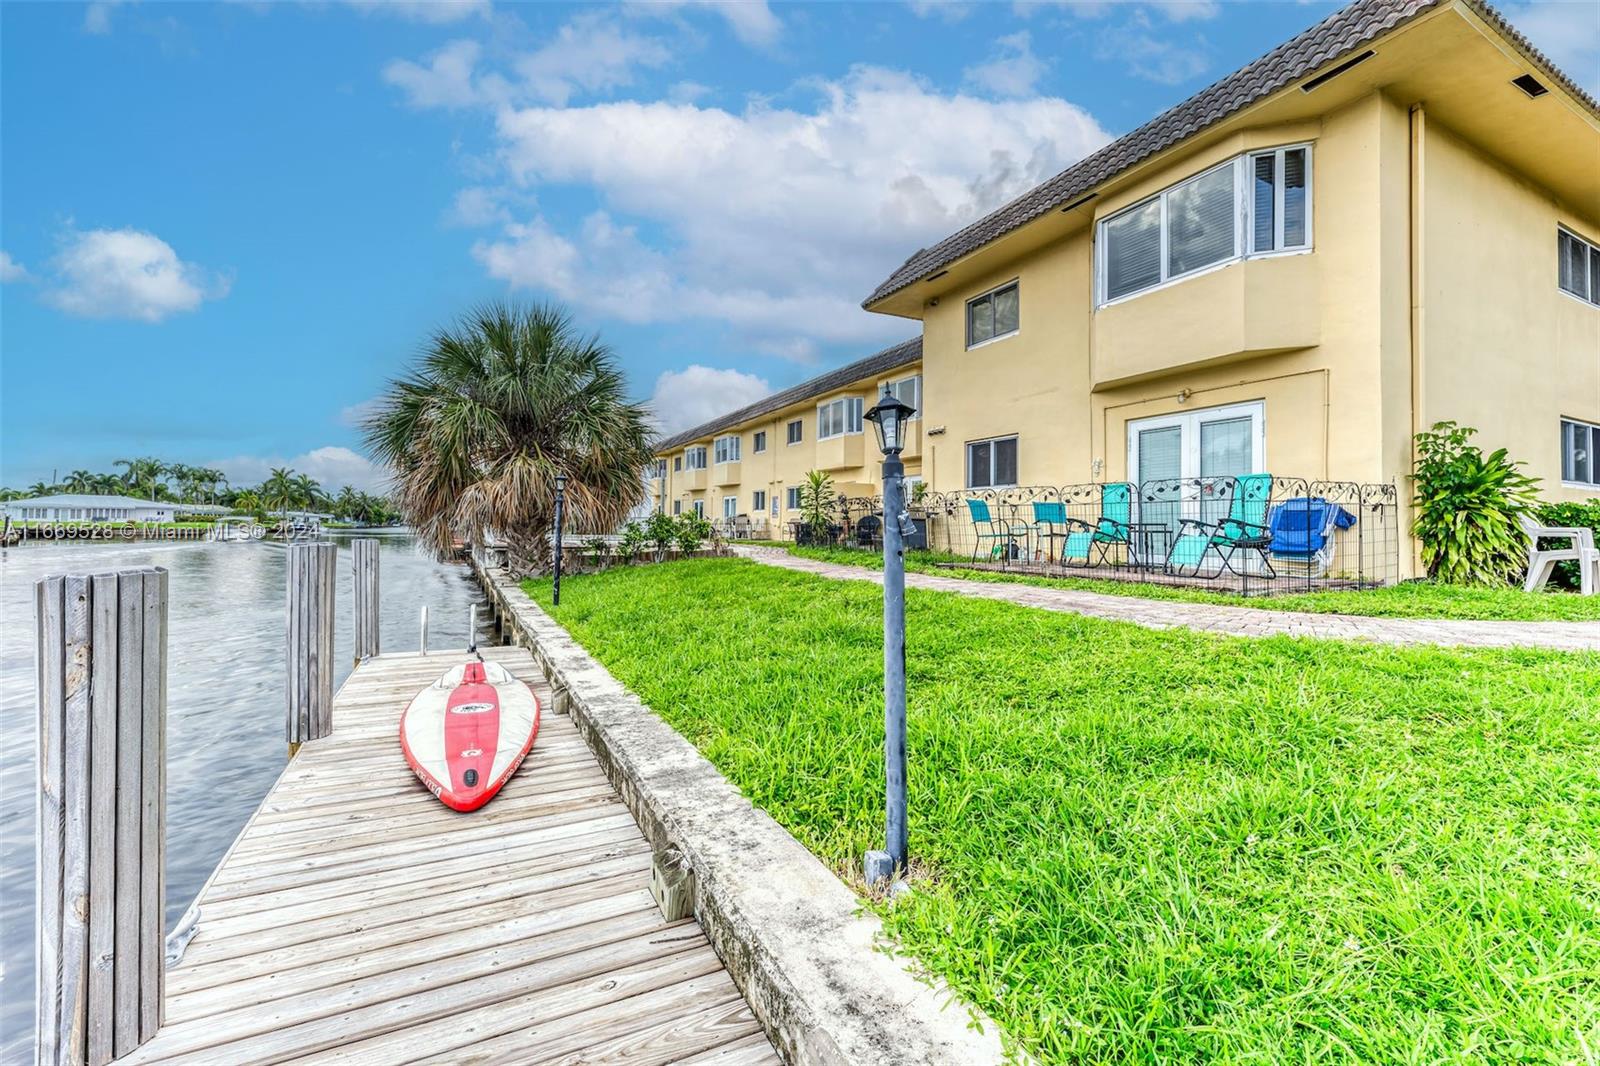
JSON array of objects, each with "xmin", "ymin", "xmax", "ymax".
[
  {"xmin": 926, "ymin": 425, "xmax": 946, "ymax": 436},
  {"xmin": 928, "ymin": 297, "xmax": 940, "ymax": 307},
  {"xmin": 1177, "ymin": 389, "xmax": 1192, "ymax": 404}
]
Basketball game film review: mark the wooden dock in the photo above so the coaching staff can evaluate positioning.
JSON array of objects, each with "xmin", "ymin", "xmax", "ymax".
[{"xmin": 120, "ymin": 646, "xmax": 777, "ymax": 1065}]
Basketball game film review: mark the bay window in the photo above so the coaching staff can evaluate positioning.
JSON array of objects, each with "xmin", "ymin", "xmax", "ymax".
[
  {"xmin": 817, "ymin": 396, "xmax": 863, "ymax": 440},
  {"xmin": 684, "ymin": 446, "xmax": 707, "ymax": 470},
  {"xmin": 714, "ymin": 434, "xmax": 741, "ymax": 464},
  {"xmin": 1098, "ymin": 143, "xmax": 1312, "ymax": 305},
  {"xmin": 886, "ymin": 374, "xmax": 921, "ymax": 419}
]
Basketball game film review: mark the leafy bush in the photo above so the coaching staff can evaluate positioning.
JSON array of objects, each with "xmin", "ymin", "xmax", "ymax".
[
  {"xmin": 674, "ymin": 511, "xmax": 712, "ymax": 554},
  {"xmin": 617, "ymin": 521, "xmax": 648, "ymax": 564},
  {"xmin": 799, "ymin": 470, "xmax": 836, "ymax": 542},
  {"xmin": 1535, "ymin": 498, "xmax": 1600, "ymax": 590},
  {"xmin": 583, "ymin": 537, "xmax": 610, "ymax": 568},
  {"xmin": 645, "ymin": 511, "xmax": 677, "ymax": 561},
  {"xmin": 1411, "ymin": 422, "xmax": 1540, "ymax": 586}
]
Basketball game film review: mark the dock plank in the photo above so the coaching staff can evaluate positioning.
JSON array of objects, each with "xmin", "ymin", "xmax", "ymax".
[{"xmin": 122, "ymin": 647, "xmax": 776, "ymax": 1065}]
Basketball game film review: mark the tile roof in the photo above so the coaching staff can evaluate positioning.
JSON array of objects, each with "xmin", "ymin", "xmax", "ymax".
[
  {"xmin": 653, "ymin": 336, "xmax": 921, "ymax": 452},
  {"xmin": 864, "ymin": 0, "xmax": 1598, "ymax": 307}
]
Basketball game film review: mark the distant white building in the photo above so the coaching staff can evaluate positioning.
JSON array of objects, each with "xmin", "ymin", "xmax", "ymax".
[{"xmin": 2, "ymin": 494, "xmax": 177, "ymax": 523}]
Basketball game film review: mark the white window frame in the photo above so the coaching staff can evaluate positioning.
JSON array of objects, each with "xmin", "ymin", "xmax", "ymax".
[
  {"xmin": 786, "ymin": 419, "xmax": 803, "ymax": 445},
  {"xmin": 965, "ymin": 281, "xmax": 1019, "ymax": 350},
  {"xmin": 817, "ymin": 396, "xmax": 863, "ymax": 441},
  {"xmin": 722, "ymin": 495, "xmax": 738, "ymax": 518},
  {"xmin": 753, "ymin": 430, "xmax": 767, "ymax": 453},
  {"xmin": 673, "ymin": 500, "xmax": 682, "ymax": 515},
  {"xmin": 653, "ymin": 459, "xmax": 667, "ymax": 479},
  {"xmin": 1096, "ymin": 143, "xmax": 1313, "ymax": 308},
  {"xmin": 1127, "ymin": 401, "xmax": 1266, "ymax": 488},
  {"xmin": 693, "ymin": 500, "xmax": 705, "ymax": 517},
  {"xmin": 714, "ymin": 434, "xmax": 741, "ymax": 465},
  {"xmin": 1563, "ymin": 417, "xmax": 1600, "ymax": 487},
  {"xmin": 966, "ymin": 434, "xmax": 1019, "ymax": 489},
  {"xmin": 886, "ymin": 374, "xmax": 922, "ymax": 420},
  {"xmin": 1558, "ymin": 226, "xmax": 1600, "ymax": 308},
  {"xmin": 684, "ymin": 446, "xmax": 707, "ymax": 470},
  {"xmin": 785, "ymin": 486, "xmax": 802, "ymax": 510},
  {"xmin": 752, "ymin": 490, "xmax": 766, "ymax": 512}
]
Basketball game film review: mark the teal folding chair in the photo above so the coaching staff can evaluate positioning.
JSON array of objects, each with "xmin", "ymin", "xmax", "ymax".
[
  {"xmin": 1166, "ymin": 473, "xmax": 1276, "ymax": 578},
  {"xmin": 965, "ymin": 499, "xmax": 1014, "ymax": 562},
  {"xmin": 1061, "ymin": 482, "xmax": 1132, "ymax": 566},
  {"xmin": 1032, "ymin": 501, "xmax": 1070, "ymax": 563}
]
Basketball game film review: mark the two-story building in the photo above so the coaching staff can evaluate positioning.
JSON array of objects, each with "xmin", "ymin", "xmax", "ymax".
[
  {"xmin": 860, "ymin": 0, "xmax": 1597, "ymax": 571},
  {"xmin": 652, "ymin": 338, "xmax": 921, "ymax": 530}
]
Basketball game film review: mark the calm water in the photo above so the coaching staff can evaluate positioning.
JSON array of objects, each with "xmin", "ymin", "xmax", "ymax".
[{"xmin": 0, "ymin": 531, "xmax": 489, "ymax": 1058}]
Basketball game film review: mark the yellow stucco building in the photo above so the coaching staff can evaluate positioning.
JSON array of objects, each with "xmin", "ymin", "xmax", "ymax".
[
  {"xmin": 652, "ymin": 338, "xmax": 922, "ymax": 534},
  {"xmin": 655, "ymin": 0, "xmax": 1597, "ymax": 572}
]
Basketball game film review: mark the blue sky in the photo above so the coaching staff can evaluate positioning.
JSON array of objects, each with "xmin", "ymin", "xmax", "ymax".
[{"xmin": 2, "ymin": 0, "xmax": 1594, "ymax": 492}]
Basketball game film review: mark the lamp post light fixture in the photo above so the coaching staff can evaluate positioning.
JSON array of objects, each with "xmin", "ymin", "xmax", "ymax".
[
  {"xmin": 861, "ymin": 385, "xmax": 916, "ymax": 888},
  {"xmin": 552, "ymin": 473, "xmax": 568, "ymax": 607}
]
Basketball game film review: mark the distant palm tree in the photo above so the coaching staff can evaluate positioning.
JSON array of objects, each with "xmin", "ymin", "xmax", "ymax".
[
  {"xmin": 64, "ymin": 470, "xmax": 94, "ymax": 493},
  {"xmin": 114, "ymin": 457, "xmax": 165, "ymax": 500},
  {"xmin": 28, "ymin": 481, "xmax": 53, "ymax": 497},
  {"xmin": 261, "ymin": 467, "xmax": 296, "ymax": 517},
  {"xmin": 291, "ymin": 473, "xmax": 324, "ymax": 511},
  {"xmin": 234, "ymin": 489, "xmax": 263, "ymax": 513},
  {"xmin": 92, "ymin": 472, "xmax": 121, "ymax": 494},
  {"xmin": 365, "ymin": 302, "xmax": 655, "ymax": 571}
]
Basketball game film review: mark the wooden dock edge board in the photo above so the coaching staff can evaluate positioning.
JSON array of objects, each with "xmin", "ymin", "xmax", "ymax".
[{"xmin": 471, "ymin": 556, "xmax": 1014, "ymax": 1066}]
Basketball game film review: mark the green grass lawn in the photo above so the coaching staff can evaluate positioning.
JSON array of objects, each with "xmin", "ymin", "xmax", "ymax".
[
  {"xmin": 525, "ymin": 559, "xmax": 1600, "ymax": 1064},
  {"xmin": 763, "ymin": 543, "xmax": 1600, "ymax": 622}
]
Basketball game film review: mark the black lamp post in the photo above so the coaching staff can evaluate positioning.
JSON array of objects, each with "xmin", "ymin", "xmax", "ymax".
[
  {"xmin": 552, "ymin": 473, "xmax": 568, "ymax": 607},
  {"xmin": 862, "ymin": 385, "xmax": 916, "ymax": 888}
]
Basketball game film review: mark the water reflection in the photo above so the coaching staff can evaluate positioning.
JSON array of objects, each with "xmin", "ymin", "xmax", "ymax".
[{"xmin": 0, "ymin": 531, "xmax": 489, "ymax": 1057}]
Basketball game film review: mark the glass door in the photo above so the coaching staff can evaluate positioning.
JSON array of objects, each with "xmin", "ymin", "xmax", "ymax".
[{"xmin": 1128, "ymin": 401, "xmax": 1264, "ymax": 532}]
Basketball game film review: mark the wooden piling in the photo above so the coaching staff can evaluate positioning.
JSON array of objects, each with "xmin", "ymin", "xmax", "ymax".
[
  {"xmin": 351, "ymin": 538, "xmax": 380, "ymax": 665},
  {"xmin": 36, "ymin": 567, "xmax": 168, "ymax": 1066},
  {"xmin": 285, "ymin": 542, "xmax": 336, "ymax": 748}
]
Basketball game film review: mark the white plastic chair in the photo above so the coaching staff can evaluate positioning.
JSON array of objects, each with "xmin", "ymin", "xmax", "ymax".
[{"xmin": 1520, "ymin": 514, "xmax": 1598, "ymax": 595}]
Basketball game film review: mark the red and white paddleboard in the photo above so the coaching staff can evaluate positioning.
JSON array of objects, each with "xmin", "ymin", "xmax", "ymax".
[{"xmin": 400, "ymin": 659, "xmax": 541, "ymax": 812}]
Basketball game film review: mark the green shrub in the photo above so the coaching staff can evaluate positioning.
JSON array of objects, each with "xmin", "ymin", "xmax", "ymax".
[
  {"xmin": 1411, "ymin": 422, "xmax": 1539, "ymax": 586},
  {"xmin": 1535, "ymin": 498, "xmax": 1600, "ymax": 590},
  {"xmin": 617, "ymin": 521, "xmax": 648, "ymax": 564},
  {"xmin": 799, "ymin": 469, "xmax": 835, "ymax": 541},
  {"xmin": 583, "ymin": 536, "xmax": 609, "ymax": 568},
  {"xmin": 644, "ymin": 511, "xmax": 677, "ymax": 561},
  {"xmin": 674, "ymin": 511, "xmax": 712, "ymax": 554}
]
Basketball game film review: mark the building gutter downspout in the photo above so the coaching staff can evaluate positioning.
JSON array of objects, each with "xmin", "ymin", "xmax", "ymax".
[{"xmin": 1408, "ymin": 101, "xmax": 1426, "ymax": 576}]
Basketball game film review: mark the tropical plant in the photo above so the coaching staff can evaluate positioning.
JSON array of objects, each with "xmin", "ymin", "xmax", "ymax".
[
  {"xmin": 64, "ymin": 470, "xmax": 94, "ymax": 493},
  {"xmin": 799, "ymin": 469, "xmax": 836, "ymax": 540},
  {"xmin": 583, "ymin": 536, "xmax": 610, "ymax": 569},
  {"xmin": 114, "ymin": 457, "xmax": 165, "ymax": 499},
  {"xmin": 674, "ymin": 511, "xmax": 712, "ymax": 555},
  {"xmin": 291, "ymin": 473, "xmax": 325, "ymax": 511},
  {"xmin": 365, "ymin": 302, "xmax": 656, "ymax": 573},
  {"xmin": 644, "ymin": 511, "xmax": 678, "ymax": 561},
  {"xmin": 1411, "ymin": 422, "xmax": 1540, "ymax": 586},
  {"xmin": 261, "ymin": 467, "xmax": 297, "ymax": 516},
  {"xmin": 617, "ymin": 521, "xmax": 648, "ymax": 564}
]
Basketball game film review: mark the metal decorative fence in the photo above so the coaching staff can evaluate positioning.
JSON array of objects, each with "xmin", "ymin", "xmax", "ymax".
[{"xmin": 775, "ymin": 477, "xmax": 1401, "ymax": 596}]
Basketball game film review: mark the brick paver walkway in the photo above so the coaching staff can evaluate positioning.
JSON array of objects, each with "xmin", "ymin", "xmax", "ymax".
[{"xmin": 733, "ymin": 546, "xmax": 1600, "ymax": 652}]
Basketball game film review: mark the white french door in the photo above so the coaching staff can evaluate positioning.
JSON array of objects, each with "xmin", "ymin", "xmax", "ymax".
[{"xmin": 1128, "ymin": 401, "xmax": 1264, "ymax": 530}]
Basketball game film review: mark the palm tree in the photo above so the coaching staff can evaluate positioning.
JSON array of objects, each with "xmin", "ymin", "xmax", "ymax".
[
  {"xmin": 64, "ymin": 470, "xmax": 94, "ymax": 493},
  {"xmin": 114, "ymin": 457, "xmax": 165, "ymax": 500},
  {"xmin": 28, "ymin": 481, "xmax": 53, "ymax": 497},
  {"xmin": 365, "ymin": 302, "xmax": 655, "ymax": 571},
  {"xmin": 291, "ymin": 474, "xmax": 324, "ymax": 512},
  {"xmin": 261, "ymin": 467, "xmax": 297, "ymax": 517}
]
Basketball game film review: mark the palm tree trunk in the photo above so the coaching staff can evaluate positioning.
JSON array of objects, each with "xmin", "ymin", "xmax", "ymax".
[{"xmin": 504, "ymin": 529, "xmax": 552, "ymax": 578}]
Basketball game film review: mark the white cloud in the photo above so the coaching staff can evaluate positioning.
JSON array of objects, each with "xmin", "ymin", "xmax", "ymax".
[
  {"xmin": 340, "ymin": 0, "xmax": 491, "ymax": 24},
  {"xmin": 1097, "ymin": 20, "xmax": 1211, "ymax": 84},
  {"xmin": 338, "ymin": 398, "xmax": 383, "ymax": 428},
  {"xmin": 44, "ymin": 228, "xmax": 228, "ymax": 323},
  {"xmin": 907, "ymin": 1, "xmax": 973, "ymax": 22},
  {"xmin": 1015, "ymin": 0, "xmax": 1217, "ymax": 19},
  {"xmin": 648, "ymin": 365, "xmax": 772, "ymax": 435},
  {"xmin": 214, "ymin": 446, "xmax": 389, "ymax": 492},
  {"xmin": 1154, "ymin": 1, "xmax": 1219, "ymax": 23},
  {"xmin": 0, "ymin": 251, "xmax": 29, "ymax": 283},
  {"xmin": 1507, "ymin": 0, "xmax": 1600, "ymax": 96},
  {"xmin": 516, "ymin": 13, "xmax": 672, "ymax": 105},
  {"xmin": 469, "ymin": 66, "xmax": 1110, "ymax": 351},
  {"xmin": 628, "ymin": 0, "xmax": 782, "ymax": 47},
  {"xmin": 964, "ymin": 31, "xmax": 1048, "ymax": 97},
  {"xmin": 383, "ymin": 39, "xmax": 484, "ymax": 109},
  {"xmin": 83, "ymin": 0, "xmax": 130, "ymax": 34}
]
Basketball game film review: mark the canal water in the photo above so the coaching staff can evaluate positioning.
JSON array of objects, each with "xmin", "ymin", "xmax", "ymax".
[{"xmin": 0, "ymin": 531, "xmax": 490, "ymax": 1058}]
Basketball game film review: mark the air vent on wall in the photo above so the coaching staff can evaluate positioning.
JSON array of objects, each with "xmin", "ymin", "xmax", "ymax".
[
  {"xmin": 1300, "ymin": 50, "xmax": 1376, "ymax": 93},
  {"xmin": 1512, "ymin": 73, "xmax": 1548, "ymax": 98}
]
